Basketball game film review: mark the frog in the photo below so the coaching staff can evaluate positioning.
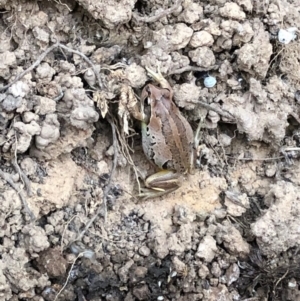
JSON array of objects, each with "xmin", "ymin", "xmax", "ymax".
[{"xmin": 130, "ymin": 67, "xmax": 198, "ymax": 200}]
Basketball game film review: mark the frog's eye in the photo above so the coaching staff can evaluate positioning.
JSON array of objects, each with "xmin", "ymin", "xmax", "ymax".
[{"xmin": 162, "ymin": 89, "xmax": 171, "ymax": 99}]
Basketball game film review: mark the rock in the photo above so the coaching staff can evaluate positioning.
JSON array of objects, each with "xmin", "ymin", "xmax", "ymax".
[
  {"xmin": 216, "ymin": 221, "xmax": 250, "ymax": 258},
  {"xmin": 189, "ymin": 46, "xmax": 216, "ymax": 68},
  {"xmin": 153, "ymin": 23, "xmax": 193, "ymax": 52},
  {"xmin": 225, "ymin": 263, "xmax": 240, "ymax": 285},
  {"xmin": 138, "ymin": 246, "xmax": 151, "ymax": 257},
  {"xmin": 36, "ymin": 248, "xmax": 68, "ymax": 277},
  {"xmin": 132, "ymin": 284, "xmax": 150, "ymax": 300},
  {"xmin": 22, "ymin": 225, "xmax": 50, "ymax": 255},
  {"xmin": 251, "ymin": 181, "xmax": 300, "ymax": 256},
  {"xmin": 189, "ymin": 31, "xmax": 214, "ymax": 48},
  {"xmin": 196, "ymin": 235, "xmax": 218, "ymax": 262},
  {"xmin": 219, "ymin": 2, "xmax": 246, "ymax": 20}
]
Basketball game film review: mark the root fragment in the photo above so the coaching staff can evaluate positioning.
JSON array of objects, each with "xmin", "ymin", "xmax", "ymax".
[{"xmin": 0, "ymin": 168, "xmax": 35, "ymax": 221}]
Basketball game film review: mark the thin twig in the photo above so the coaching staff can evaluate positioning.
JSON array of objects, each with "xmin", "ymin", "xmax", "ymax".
[
  {"xmin": 0, "ymin": 42, "xmax": 59, "ymax": 92},
  {"xmin": 217, "ymin": 128, "xmax": 229, "ymax": 166},
  {"xmin": 168, "ymin": 64, "xmax": 219, "ymax": 75},
  {"xmin": 0, "ymin": 169, "xmax": 35, "ymax": 220},
  {"xmin": 133, "ymin": 0, "xmax": 183, "ymax": 23},
  {"xmin": 12, "ymin": 131, "xmax": 32, "ymax": 196},
  {"xmin": 76, "ymin": 118, "xmax": 118, "ymax": 241},
  {"xmin": 226, "ymin": 155, "xmax": 284, "ymax": 161},
  {"xmin": 273, "ymin": 269, "xmax": 289, "ymax": 295},
  {"xmin": 11, "ymin": 159, "xmax": 32, "ymax": 197},
  {"xmin": 102, "ymin": 118, "xmax": 118, "ymax": 220},
  {"xmin": 114, "ymin": 118, "xmax": 141, "ymax": 194},
  {"xmin": 198, "ymin": 100, "xmax": 236, "ymax": 120},
  {"xmin": 54, "ymin": 252, "xmax": 83, "ymax": 301},
  {"xmin": 57, "ymin": 43, "xmax": 103, "ymax": 89},
  {"xmin": 53, "ymin": 0, "xmax": 72, "ymax": 11},
  {"xmin": 0, "ymin": 42, "xmax": 103, "ymax": 92},
  {"xmin": 61, "ymin": 215, "xmax": 85, "ymax": 253}
]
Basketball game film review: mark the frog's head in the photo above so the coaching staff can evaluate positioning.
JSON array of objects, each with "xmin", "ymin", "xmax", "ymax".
[{"xmin": 141, "ymin": 84, "xmax": 172, "ymax": 112}]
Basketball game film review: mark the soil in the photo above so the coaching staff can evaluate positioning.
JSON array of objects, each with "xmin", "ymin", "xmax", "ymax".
[{"xmin": 0, "ymin": 0, "xmax": 300, "ymax": 300}]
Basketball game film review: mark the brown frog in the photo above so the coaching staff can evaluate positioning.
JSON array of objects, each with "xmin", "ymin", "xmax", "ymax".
[{"xmin": 131, "ymin": 67, "xmax": 198, "ymax": 199}]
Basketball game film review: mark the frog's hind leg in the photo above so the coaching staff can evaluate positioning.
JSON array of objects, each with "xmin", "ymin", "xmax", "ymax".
[
  {"xmin": 139, "ymin": 170, "xmax": 181, "ymax": 200},
  {"xmin": 145, "ymin": 66, "xmax": 171, "ymax": 90},
  {"xmin": 145, "ymin": 170, "xmax": 181, "ymax": 190},
  {"xmin": 139, "ymin": 187, "xmax": 178, "ymax": 201},
  {"xmin": 194, "ymin": 117, "xmax": 205, "ymax": 148}
]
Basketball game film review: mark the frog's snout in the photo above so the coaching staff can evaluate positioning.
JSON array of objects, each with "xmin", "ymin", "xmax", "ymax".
[{"xmin": 144, "ymin": 86, "xmax": 152, "ymax": 105}]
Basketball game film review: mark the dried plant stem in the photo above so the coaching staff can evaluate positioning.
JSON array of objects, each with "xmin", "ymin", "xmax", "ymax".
[
  {"xmin": 169, "ymin": 65, "xmax": 219, "ymax": 75},
  {"xmin": 0, "ymin": 169, "xmax": 35, "ymax": 220},
  {"xmin": 198, "ymin": 100, "xmax": 236, "ymax": 120},
  {"xmin": 54, "ymin": 252, "xmax": 83, "ymax": 301},
  {"xmin": 226, "ymin": 155, "xmax": 284, "ymax": 161},
  {"xmin": 11, "ymin": 159, "xmax": 32, "ymax": 197},
  {"xmin": 0, "ymin": 43, "xmax": 59, "ymax": 92},
  {"xmin": 273, "ymin": 269, "xmax": 289, "ymax": 295},
  {"xmin": 76, "ymin": 118, "xmax": 118, "ymax": 241},
  {"xmin": 57, "ymin": 43, "xmax": 103, "ymax": 89},
  {"xmin": 0, "ymin": 42, "xmax": 103, "ymax": 92}
]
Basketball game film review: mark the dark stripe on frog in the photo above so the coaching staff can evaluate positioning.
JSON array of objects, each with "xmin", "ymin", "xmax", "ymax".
[
  {"xmin": 171, "ymin": 111, "xmax": 194, "ymax": 172},
  {"xmin": 158, "ymin": 102, "xmax": 191, "ymax": 172},
  {"xmin": 143, "ymin": 114, "xmax": 173, "ymax": 169}
]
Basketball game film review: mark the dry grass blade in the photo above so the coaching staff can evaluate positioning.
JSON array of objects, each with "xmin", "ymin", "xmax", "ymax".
[
  {"xmin": 76, "ymin": 117, "xmax": 118, "ymax": 241},
  {"xmin": 0, "ymin": 169, "xmax": 35, "ymax": 221},
  {"xmin": 0, "ymin": 42, "xmax": 103, "ymax": 92}
]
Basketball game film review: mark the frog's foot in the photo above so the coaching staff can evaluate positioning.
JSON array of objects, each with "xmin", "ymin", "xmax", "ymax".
[
  {"xmin": 138, "ymin": 170, "xmax": 181, "ymax": 200},
  {"xmin": 138, "ymin": 187, "xmax": 178, "ymax": 201},
  {"xmin": 145, "ymin": 66, "xmax": 171, "ymax": 90}
]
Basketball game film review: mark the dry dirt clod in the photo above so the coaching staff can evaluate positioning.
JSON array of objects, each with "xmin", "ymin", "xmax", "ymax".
[
  {"xmin": 0, "ymin": 0, "xmax": 299, "ymax": 300},
  {"xmin": 196, "ymin": 235, "xmax": 218, "ymax": 263},
  {"xmin": 219, "ymin": 2, "xmax": 246, "ymax": 20},
  {"xmin": 36, "ymin": 248, "xmax": 68, "ymax": 278},
  {"xmin": 251, "ymin": 181, "xmax": 300, "ymax": 256}
]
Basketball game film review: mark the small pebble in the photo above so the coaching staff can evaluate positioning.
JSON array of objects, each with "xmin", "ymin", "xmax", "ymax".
[
  {"xmin": 278, "ymin": 28, "xmax": 297, "ymax": 44},
  {"xmin": 265, "ymin": 164, "xmax": 277, "ymax": 177},
  {"xmin": 204, "ymin": 75, "xmax": 217, "ymax": 88},
  {"xmin": 139, "ymin": 246, "xmax": 151, "ymax": 256},
  {"xmin": 288, "ymin": 278, "xmax": 297, "ymax": 288}
]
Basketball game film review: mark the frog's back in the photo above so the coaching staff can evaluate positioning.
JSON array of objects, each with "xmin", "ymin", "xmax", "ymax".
[
  {"xmin": 162, "ymin": 105, "xmax": 194, "ymax": 172},
  {"xmin": 141, "ymin": 102, "xmax": 194, "ymax": 173}
]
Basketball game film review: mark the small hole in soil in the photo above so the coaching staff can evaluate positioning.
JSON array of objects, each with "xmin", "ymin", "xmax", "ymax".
[{"xmin": 134, "ymin": 0, "xmax": 146, "ymax": 13}]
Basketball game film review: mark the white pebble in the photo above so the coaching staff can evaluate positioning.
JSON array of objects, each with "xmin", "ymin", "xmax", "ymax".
[
  {"xmin": 204, "ymin": 75, "xmax": 217, "ymax": 88},
  {"xmin": 278, "ymin": 28, "xmax": 297, "ymax": 44},
  {"xmin": 144, "ymin": 41, "xmax": 153, "ymax": 49},
  {"xmin": 288, "ymin": 278, "xmax": 297, "ymax": 288},
  {"xmin": 157, "ymin": 296, "xmax": 164, "ymax": 301}
]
